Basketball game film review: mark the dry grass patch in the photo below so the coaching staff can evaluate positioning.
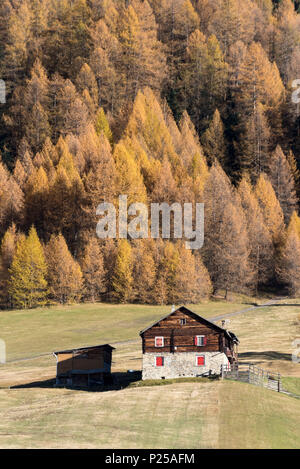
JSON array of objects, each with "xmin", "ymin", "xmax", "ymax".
[
  {"xmin": 218, "ymin": 380, "xmax": 300, "ymax": 448},
  {"xmin": 223, "ymin": 301, "xmax": 300, "ymax": 376},
  {"xmin": 0, "ymin": 382, "xmax": 220, "ymax": 449}
]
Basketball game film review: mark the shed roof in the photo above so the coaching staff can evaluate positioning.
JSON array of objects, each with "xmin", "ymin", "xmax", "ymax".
[
  {"xmin": 139, "ymin": 306, "xmax": 239, "ymax": 344},
  {"xmin": 53, "ymin": 344, "xmax": 115, "ymax": 355}
]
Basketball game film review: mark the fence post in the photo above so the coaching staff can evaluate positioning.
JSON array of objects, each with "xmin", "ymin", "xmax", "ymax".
[{"xmin": 278, "ymin": 374, "xmax": 280, "ymax": 392}]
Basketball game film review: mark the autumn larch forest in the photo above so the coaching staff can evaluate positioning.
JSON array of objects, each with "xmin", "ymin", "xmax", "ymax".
[{"xmin": 0, "ymin": 0, "xmax": 300, "ymax": 309}]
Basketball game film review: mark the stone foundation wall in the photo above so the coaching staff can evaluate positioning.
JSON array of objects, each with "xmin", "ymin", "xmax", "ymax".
[{"xmin": 142, "ymin": 352, "xmax": 230, "ymax": 380}]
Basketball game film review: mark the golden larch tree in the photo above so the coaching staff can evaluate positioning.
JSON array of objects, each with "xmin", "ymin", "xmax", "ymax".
[
  {"xmin": 112, "ymin": 239, "xmax": 133, "ymax": 303},
  {"xmin": 8, "ymin": 226, "xmax": 48, "ymax": 308},
  {"xmin": 45, "ymin": 233, "xmax": 83, "ymax": 304},
  {"xmin": 80, "ymin": 237, "xmax": 106, "ymax": 302}
]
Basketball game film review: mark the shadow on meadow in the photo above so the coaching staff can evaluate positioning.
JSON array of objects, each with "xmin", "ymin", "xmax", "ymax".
[
  {"xmin": 10, "ymin": 371, "xmax": 142, "ymax": 392},
  {"xmin": 239, "ymin": 351, "xmax": 292, "ymax": 365}
]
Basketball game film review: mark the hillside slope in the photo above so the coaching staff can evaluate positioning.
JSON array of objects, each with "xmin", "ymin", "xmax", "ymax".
[{"xmin": 0, "ymin": 380, "xmax": 299, "ymax": 449}]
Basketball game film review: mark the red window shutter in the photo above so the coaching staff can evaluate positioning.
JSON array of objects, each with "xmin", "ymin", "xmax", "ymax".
[
  {"xmin": 197, "ymin": 356, "xmax": 205, "ymax": 366},
  {"xmin": 155, "ymin": 337, "xmax": 164, "ymax": 347},
  {"xmin": 203, "ymin": 336, "xmax": 207, "ymax": 346},
  {"xmin": 194, "ymin": 336, "xmax": 198, "ymax": 346},
  {"xmin": 156, "ymin": 356, "xmax": 163, "ymax": 366}
]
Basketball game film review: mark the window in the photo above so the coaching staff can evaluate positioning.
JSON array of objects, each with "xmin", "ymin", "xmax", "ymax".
[
  {"xmin": 155, "ymin": 336, "xmax": 164, "ymax": 347},
  {"xmin": 156, "ymin": 356, "xmax": 164, "ymax": 367},
  {"xmin": 180, "ymin": 318, "xmax": 186, "ymax": 325},
  {"xmin": 196, "ymin": 355, "xmax": 205, "ymax": 366},
  {"xmin": 194, "ymin": 335, "xmax": 206, "ymax": 346}
]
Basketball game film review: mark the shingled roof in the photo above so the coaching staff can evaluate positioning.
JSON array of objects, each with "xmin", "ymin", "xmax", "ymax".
[{"xmin": 139, "ymin": 305, "xmax": 239, "ymax": 344}]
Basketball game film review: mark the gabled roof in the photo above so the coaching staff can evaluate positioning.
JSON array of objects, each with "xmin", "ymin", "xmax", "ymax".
[
  {"xmin": 139, "ymin": 306, "xmax": 239, "ymax": 343},
  {"xmin": 53, "ymin": 344, "xmax": 115, "ymax": 355}
]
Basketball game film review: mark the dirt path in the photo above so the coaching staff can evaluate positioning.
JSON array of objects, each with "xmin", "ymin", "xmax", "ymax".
[{"xmin": 210, "ymin": 296, "xmax": 287, "ymax": 323}]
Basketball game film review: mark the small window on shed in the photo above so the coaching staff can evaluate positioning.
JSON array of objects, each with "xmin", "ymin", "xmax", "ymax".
[
  {"xmin": 156, "ymin": 356, "xmax": 164, "ymax": 367},
  {"xmin": 180, "ymin": 318, "xmax": 186, "ymax": 325},
  {"xmin": 194, "ymin": 335, "xmax": 207, "ymax": 346},
  {"xmin": 155, "ymin": 336, "xmax": 164, "ymax": 347},
  {"xmin": 196, "ymin": 355, "xmax": 205, "ymax": 366}
]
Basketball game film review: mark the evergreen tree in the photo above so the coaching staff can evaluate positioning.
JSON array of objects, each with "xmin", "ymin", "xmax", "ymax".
[
  {"xmin": 239, "ymin": 102, "xmax": 271, "ymax": 178},
  {"xmin": 112, "ymin": 239, "xmax": 133, "ymax": 303},
  {"xmin": 46, "ymin": 233, "xmax": 83, "ymax": 304},
  {"xmin": 83, "ymin": 134, "xmax": 116, "ymax": 236},
  {"xmin": 287, "ymin": 149, "xmax": 300, "ymax": 201},
  {"xmin": 0, "ymin": 160, "xmax": 24, "ymax": 236},
  {"xmin": 273, "ymin": 0, "xmax": 300, "ymax": 82},
  {"xmin": 202, "ymin": 164, "xmax": 253, "ymax": 296},
  {"xmin": 151, "ymin": 156, "xmax": 177, "ymax": 203},
  {"xmin": 178, "ymin": 111, "xmax": 204, "ymax": 169},
  {"xmin": 238, "ymin": 175, "xmax": 274, "ymax": 289},
  {"xmin": 4, "ymin": 59, "xmax": 51, "ymax": 154},
  {"xmin": 8, "ymin": 226, "xmax": 48, "ymax": 308},
  {"xmin": 45, "ymin": 0, "xmax": 92, "ymax": 78},
  {"xmin": 89, "ymin": 19, "xmax": 120, "ymax": 113},
  {"xmin": 3, "ymin": 2, "xmax": 32, "ymax": 93},
  {"xmin": 194, "ymin": 251, "xmax": 213, "ymax": 300},
  {"xmin": 95, "ymin": 108, "xmax": 113, "ymax": 144},
  {"xmin": 171, "ymin": 242, "xmax": 212, "ymax": 303},
  {"xmin": 276, "ymin": 223, "xmax": 300, "ymax": 296},
  {"xmin": 131, "ymin": 239, "xmax": 156, "ymax": 303},
  {"xmin": 287, "ymin": 210, "xmax": 300, "ymax": 239},
  {"xmin": 255, "ymin": 173, "xmax": 285, "ymax": 244},
  {"xmin": 156, "ymin": 240, "xmax": 180, "ymax": 304},
  {"xmin": 80, "ymin": 237, "xmax": 106, "ymax": 302},
  {"xmin": 183, "ymin": 30, "xmax": 228, "ymax": 133},
  {"xmin": 13, "ymin": 159, "xmax": 27, "ymax": 190},
  {"xmin": 201, "ymin": 109, "xmax": 227, "ymax": 168},
  {"xmin": 268, "ymin": 145, "xmax": 298, "ymax": 223},
  {"xmin": 76, "ymin": 63, "xmax": 98, "ymax": 112},
  {"xmin": 114, "ymin": 142, "xmax": 147, "ymax": 204},
  {"xmin": 116, "ymin": 2, "xmax": 166, "ymax": 103},
  {"xmin": 0, "ymin": 224, "xmax": 17, "ymax": 307},
  {"xmin": 24, "ymin": 166, "xmax": 49, "ymax": 238},
  {"xmin": 191, "ymin": 152, "xmax": 209, "ymax": 202},
  {"xmin": 46, "ymin": 144, "xmax": 85, "ymax": 251},
  {"xmin": 210, "ymin": 0, "xmax": 256, "ymax": 59}
]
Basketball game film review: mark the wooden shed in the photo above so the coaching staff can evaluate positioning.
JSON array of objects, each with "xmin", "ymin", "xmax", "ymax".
[
  {"xmin": 140, "ymin": 306, "xmax": 239, "ymax": 380},
  {"xmin": 53, "ymin": 344, "xmax": 115, "ymax": 387}
]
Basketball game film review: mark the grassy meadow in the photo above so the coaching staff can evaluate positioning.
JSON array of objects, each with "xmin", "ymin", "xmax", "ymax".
[{"xmin": 0, "ymin": 296, "xmax": 299, "ymax": 448}]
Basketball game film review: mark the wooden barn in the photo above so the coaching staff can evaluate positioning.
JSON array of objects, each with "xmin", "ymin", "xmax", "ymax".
[
  {"xmin": 53, "ymin": 344, "xmax": 115, "ymax": 387},
  {"xmin": 140, "ymin": 306, "xmax": 239, "ymax": 380}
]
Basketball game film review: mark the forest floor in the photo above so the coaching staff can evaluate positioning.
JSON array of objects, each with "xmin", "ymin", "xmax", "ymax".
[{"xmin": 0, "ymin": 295, "xmax": 299, "ymax": 448}]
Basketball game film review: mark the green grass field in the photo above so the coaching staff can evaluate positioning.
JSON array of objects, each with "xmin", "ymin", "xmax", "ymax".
[
  {"xmin": 0, "ymin": 296, "xmax": 261, "ymax": 361},
  {"xmin": 0, "ymin": 296, "xmax": 299, "ymax": 448}
]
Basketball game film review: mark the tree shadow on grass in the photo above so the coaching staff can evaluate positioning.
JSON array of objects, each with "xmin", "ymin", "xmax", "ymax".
[
  {"xmin": 239, "ymin": 351, "xmax": 292, "ymax": 365},
  {"xmin": 10, "ymin": 371, "xmax": 142, "ymax": 392},
  {"xmin": 260, "ymin": 303, "xmax": 300, "ymax": 307}
]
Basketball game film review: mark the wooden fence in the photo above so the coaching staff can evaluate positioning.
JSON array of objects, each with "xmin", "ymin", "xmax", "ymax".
[{"xmin": 221, "ymin": 363, "xmax": 281, "ymax": 392}]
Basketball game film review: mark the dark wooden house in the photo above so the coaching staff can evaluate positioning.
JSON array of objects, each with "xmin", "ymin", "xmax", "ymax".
[
  {"xmin": 140, "ymin": 306, "xmax": 239, "ymax": 380},
  {"xmin": 53, "ymin": 344, "xmax": 115, "ymax": 387}
]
